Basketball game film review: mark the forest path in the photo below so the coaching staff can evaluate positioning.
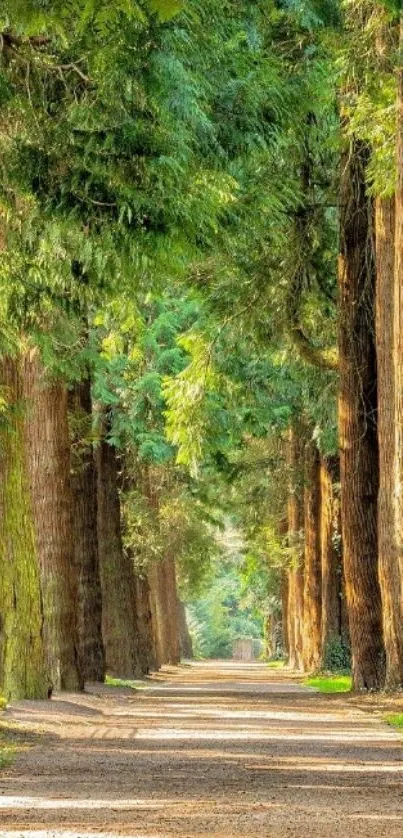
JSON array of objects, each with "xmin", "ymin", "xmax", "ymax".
[{"xmin": 1, "ymin": 661, "xmax": 403, "ymax": 838}]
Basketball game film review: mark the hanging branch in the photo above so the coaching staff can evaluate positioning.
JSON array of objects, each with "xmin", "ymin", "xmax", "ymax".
[{"xmin": 286, "ymin": 115, "xmax": 339, "ymax": 372}]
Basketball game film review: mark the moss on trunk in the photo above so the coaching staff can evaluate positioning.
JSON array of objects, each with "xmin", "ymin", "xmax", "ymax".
[{"xmin": 0, "ymin": 356, "xmax": 49, "ymax": 700}]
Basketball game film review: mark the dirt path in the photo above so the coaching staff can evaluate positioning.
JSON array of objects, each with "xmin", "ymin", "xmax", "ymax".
[{"xmin": 1, "ymin": 661, "xmax": 403, "ymax": 837}]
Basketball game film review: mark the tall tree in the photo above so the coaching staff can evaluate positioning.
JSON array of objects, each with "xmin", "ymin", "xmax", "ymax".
[
  {"xmin": 0, "ymin": 356, "xmax": 49, "ymax": 699},
  {"xmin": 302, "ymin": 441, "xmax": 322, "ymax": 672},
  {"xmin": 320, "ymin": 456, "xmax": 345, "ymax": 661},
  {"xmin": 375, "ymin": 194, "xmax": 403, "ymax": 686},
  {"xmin": 96, "ymin": 423, "xmax": 142, "ymax": 678},
  {"xmin": 287, "ymin": 425, "xmax": 305, "ymax": 672},
  {"xmin": 387, "ymin": 11, "xmax": 403, "ymax": 685},
  {"xmin": 69, "ymin": 378, "xmax": 105, "ymax": 683},
  {"xmin": 338, "ymin": 139, "xmax": 385, "ymax": 690},
  {"xmin": 22, "ymin": 349, "xmax": 83, "ymax": 691}
]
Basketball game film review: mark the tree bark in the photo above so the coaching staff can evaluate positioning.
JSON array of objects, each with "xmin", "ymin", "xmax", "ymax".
[
  {"xmin": 338, "ymin": 139, "xmax": 385, "ymax": 690},
  {"xmin": 178, "ymin": 601, "xmax": 193, "ymax": 660},
  {"xmin": 386, "ymin": 17, "xmax": 403, "ymax": 687},
  {"xmin": 287, "ymin": 424, "xmax": 305, "ymax": 670},
  {"xmin": 69, "ymin": 379, "xmax": 105, "ymax": 682},
  {"xmin": 302, "ymin": 442, "xmax": 322, "ymax": 672},
  {"xmin": 163, "ymin": 554, "xmax": 181, "ymax": 665},
  {"xmin": 148, "ymin": 559, "xmax": 172, "ymax": 666},
  {"xmin": 375, "ymin": 195, "xmax": 403, "ymax": 687},
  {"xmin": 135, "ymin": 575, "xmax": 156, "ymax": 673},
  {"xmin": 147, "ymin": 562, "xmax": 163, "ymax": 670},
  {"xmin": 320, "ymin": 456, "xmax": 344, "ymax": 659},
  {"xmin": 96, "ymin": 430, "xmax": 140, "ymax": 678},
  {"xmin": 0, "ymin": 356, "xmax": 49, "ymax": 699},
  {"xmin": 22, "ymin": 349, "xmax": 82, "ymax": 691},
  {"xmin": 281, "ymin": 573, "xmax": 289, "ymax": 658},
  {"xmin": 141, "ymin": 466, "xmax": 181, "ymax": 668},
  {"xmin": 287, "ymin": 572, "xmax": 296, "ymax": 668}
]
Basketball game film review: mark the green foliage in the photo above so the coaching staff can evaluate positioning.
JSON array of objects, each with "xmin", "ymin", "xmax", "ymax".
[
  {"xmin": 338, "ymin": 1, "xmax": 397, "ymax": 197},
  {"xmin": 322, "ymin": 635, "xmax": 351, "ymax": 673},
  {"xmin": 149, "ymin": 0, "xmax": 184, "ymax": 21},
  {"xmin": 187, "ymin": 550, "xmax": 264, "ymax": 659}
]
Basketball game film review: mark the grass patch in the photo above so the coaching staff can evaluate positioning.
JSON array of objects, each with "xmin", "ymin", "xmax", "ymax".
[
  {"xmin": 105, "ymin": 676, "xmax": 147, "ymax": 690},
  {"xmin": 267, "ymin": 660, "xmax": 286, "ymax": 669},
  {"xmin": 0, "ymin": 696, "xmax": 6, "ymax": 711},
  {"xmin": 0, "ymin": 741, "xmax": 15, "ymax": 769},
  {"xmin": 303, "ymin": 674, "xmax": 352, "ymax": 693},
  {"xmin": 385, "ymin": 714, "xmax": 403, "ymax": 730},
  {"xmin": 0, "ymin": 726, "xmax": 17, "ymax": 771},
  {"xmin": 0, "ymin": 720, "xmax": 42, "ymax": 772}
]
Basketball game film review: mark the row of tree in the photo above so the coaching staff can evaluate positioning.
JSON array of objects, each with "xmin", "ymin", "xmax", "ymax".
[
  {"xmin": 0, "ymin": 0, "xmax": 239, "ymax": 698},
  {"xmin": 1, "ymin": 0, "xmax": 403, "ymax": 698},
  {"xmin": 276, "ymin": 3, "xmax": 403, "ymax": 692},
  {"xmin": 163, "ymin": 0, "xmax": 403, "ymax": 692},
  {"xmin": 1, "ymin": 345, "xmax": 198, "ymax": 697}
]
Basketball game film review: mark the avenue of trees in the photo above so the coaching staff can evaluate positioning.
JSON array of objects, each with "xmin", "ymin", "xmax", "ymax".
[{"xmin": 0, "ymin": 0, "xmax": 402, "ymax": 697}]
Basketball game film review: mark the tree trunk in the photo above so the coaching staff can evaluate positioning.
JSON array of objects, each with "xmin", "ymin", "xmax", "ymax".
[
  {"xmin": 384, "ymin": 17, "xmax": 403, "ymax": 687},
  {"xmin": 141, "ymin": 465, "xmax": 180, "ymax": 668},
  {"xmin": 320, "ymin": 457, "xmax": 343, "ymax": 660},
  {"xmin": 287, "ymin": 425, "xmax": 304, "ymax": 670},
  {"xmin": 135, "ymin": 575, "xmax": 156, "ymax": 673},
  {"xmin": 147, "ymin": 562, "xmax": 163, "ymax": 670},
  {"xmin": 178, "ymin": 601, "xmax": 193, "ymax": 660},
  {"xmin": 69, "ymin": 379, "xmax": 105, "ymax": 683},
  {"xmin": 148, "ymin": 559, "xmax": 172, "ymax": 666},
  {"xmin": 302, "ymin": 442, "xmax": 322, "ymax": 672},
  {"xmin": 375, "ymin": 195, "xmax": 403, "ymax": 687},
  {"xmin": 264, "ymin": 615, "xmax": 274, "ymax": 659},
  {"xmin": 0, "ymin": 356, "xmax": 49, "ymax": 699},
  {"xmin": 281, "ymin": 573, "xmax": 289, "ymax": 658},
  {"xmin": 163, "ymin": 555, "xmax": 181, "ymax": 665},
  {"xmin": 96, "ymin": 431, "xmax": 140, "ymax": 678},
  {"xmin": 396, "ymin": 20, "xmax": 403, "ymax": 604},
  {"xmin": 22, "ymin": 349, "xmax": 82, "ymax": 691},
  {"xmin": 287, "ymin": 572, "xmax": 296, "ymax": 668},
  {"xmin": 338, "ymin": 139, "xmax": 385, "ymax": 690}
]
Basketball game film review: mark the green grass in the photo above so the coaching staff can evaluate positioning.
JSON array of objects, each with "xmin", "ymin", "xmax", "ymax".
[
  {"xmin": 303, "ymin": 674, "xmax": 352, "ymax": 694},
  {"xmin": 0, "ymin": 742, "xmax": 15, "ymax": 769},
  {"xmin": 385, "ymin": 714, "xmax": 403, "ymax": 730},
  {"xmin": 0, "ymin": 696, "xmax": 6, "ymax": 711},
  {"xmin": 0, "ymin": 718, "xmax": 41, "ymax": 772},
  {"xmin": 267, "ymin": 660, "xmax": 286, "ymax": 669},
  {"xmin": 105, "ymin": 675, "xmax": 147, "ymax": 690},
  {"xmin": 0, "ymin": 726, "xmax": 16, "ymax": 770}
]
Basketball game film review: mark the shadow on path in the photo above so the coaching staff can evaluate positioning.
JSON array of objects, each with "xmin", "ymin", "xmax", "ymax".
[{"xmin": 0, "ymin": 661, "xmax": 402, "ymax": 837}]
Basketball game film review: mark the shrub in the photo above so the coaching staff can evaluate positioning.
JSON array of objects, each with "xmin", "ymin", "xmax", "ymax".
[{"xmin": 322, "ymin": 634, "xmax": 351, "ymax": 673}]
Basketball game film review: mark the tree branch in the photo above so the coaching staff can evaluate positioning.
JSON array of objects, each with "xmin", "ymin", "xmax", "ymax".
[{"xmin": 286, "ymin": 269, "xmax": 339, "ymax": 372}]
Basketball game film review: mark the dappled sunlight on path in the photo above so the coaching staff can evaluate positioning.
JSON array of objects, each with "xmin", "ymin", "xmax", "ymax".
[{"xmin": 1, "ymin": 661, "xmax": 403, "ymax": 837}]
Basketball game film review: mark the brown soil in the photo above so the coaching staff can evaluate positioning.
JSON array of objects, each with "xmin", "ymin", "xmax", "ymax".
[{"xmin": 1, "ymin": 661, "xmax": 403, "ymax": 837}]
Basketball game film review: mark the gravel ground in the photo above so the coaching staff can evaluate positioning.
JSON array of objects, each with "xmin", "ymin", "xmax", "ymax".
[{"xmin": 0, "ymin": 661, "xmax": 403, "ymax": 837}]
